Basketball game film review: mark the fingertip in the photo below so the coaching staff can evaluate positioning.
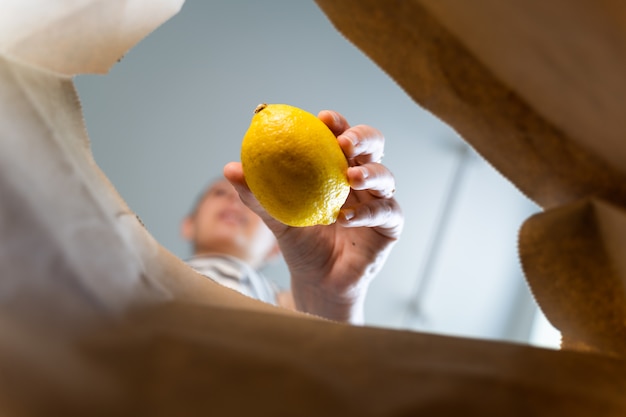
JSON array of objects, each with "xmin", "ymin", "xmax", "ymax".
[
  {"xmin": 340, "ymin": 207, "xmax": 356, "ymax": 222},
  {"xmin": 223, "ymin": 161, "xmax": 247, "ymax": 188},
  {"xmin": 318, "ymin": 109, "xmax": 350, "ymax": 136},
  {"xmin": 223, "ymin": 161, "xmax": 242, "ymax": 178},
  {"xmin": 318, "ymin": 110, "xmax": 337, "ymax": 125},
  {"xmin": 346, "ymin": 165, "xmax": 370, "ymax": 190},
  {"xmin": 338, "ymin": 135, "xmax": 356, "ymax": 161}
]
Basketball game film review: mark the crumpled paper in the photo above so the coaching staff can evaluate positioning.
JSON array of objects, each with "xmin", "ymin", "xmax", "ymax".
[{"xmin": 1, "ymin": 1, "xmax": 625, "ymax": 416}]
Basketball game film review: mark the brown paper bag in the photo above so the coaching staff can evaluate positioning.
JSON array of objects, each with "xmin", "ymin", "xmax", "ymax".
[{"xmin": 1, "ymin": 1, "xmax": 624, "ymax": 415}]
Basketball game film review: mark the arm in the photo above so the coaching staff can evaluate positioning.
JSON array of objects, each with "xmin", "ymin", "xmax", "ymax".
[{"xmin": 225, "ymin": 110, "xmax": 403, "ymax": 324}]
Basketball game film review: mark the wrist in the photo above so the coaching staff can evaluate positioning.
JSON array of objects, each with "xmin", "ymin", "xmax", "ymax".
[{"xmin": 290, "ymin": 278, "xmax": 369, "ymax": 325}]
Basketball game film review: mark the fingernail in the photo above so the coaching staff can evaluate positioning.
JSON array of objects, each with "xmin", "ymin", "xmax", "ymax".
[
  {"xmin": 359, "ymin": 166, "xmax": 369, "ymax": 179},
  {"xmin": 341, "ymin": 208, "xmax": 355, "ymax": 221}
]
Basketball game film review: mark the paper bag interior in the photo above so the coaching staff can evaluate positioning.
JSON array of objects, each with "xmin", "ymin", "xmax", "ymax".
[
  {"xmin": 315, "ymin": 0, "xmax": 626, "ymax": 358},
  {"xmin": 1, "ymin": 0, "xmax": 625, "ymax": 415}
]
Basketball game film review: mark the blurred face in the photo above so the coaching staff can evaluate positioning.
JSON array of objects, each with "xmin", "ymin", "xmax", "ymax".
[{"xmin": 183, "ymin": 179, "xmax": 277, "ymax": 267}]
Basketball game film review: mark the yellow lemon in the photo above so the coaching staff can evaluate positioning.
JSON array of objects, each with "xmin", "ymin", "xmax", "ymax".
[{"xmin": 241, "ymin": 103, "xmax": 350, "ymax": 227}]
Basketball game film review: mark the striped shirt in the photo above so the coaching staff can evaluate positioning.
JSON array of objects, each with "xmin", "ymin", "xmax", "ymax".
[{"xmin": 186, "ymin": 254, "xmax": 279, "ymax": 305}]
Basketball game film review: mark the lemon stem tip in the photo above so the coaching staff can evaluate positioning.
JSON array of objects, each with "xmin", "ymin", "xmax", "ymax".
[{"xmin": 254, "ymin": 103, "xmax": 268, "ymax": 114}]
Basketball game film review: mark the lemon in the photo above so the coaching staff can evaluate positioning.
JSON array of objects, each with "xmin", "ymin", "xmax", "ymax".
[{"xmin": 241, "ymin": 103, "xmax": 350, "ymax": 227}]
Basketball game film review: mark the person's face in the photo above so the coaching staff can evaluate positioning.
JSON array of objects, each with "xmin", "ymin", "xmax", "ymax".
[{"xmin": 182, "ymin": 179, "xmax": 277, "ymax": 267}]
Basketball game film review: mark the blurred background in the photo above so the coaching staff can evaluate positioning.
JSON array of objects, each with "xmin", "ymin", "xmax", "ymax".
[{"xmin": 75, "ymin": 0, "xmax": 559, "ymax": 349}]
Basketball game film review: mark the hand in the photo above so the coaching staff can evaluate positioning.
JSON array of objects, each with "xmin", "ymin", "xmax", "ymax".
[{"xmin": 224, "ymin": 110, "xmax": 403, "ymax": 324}]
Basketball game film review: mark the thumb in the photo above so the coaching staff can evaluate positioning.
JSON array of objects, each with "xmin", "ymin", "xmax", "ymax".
[{"xmin": 223, "ymin": 162, "xmax": 287, "ymax": 232}]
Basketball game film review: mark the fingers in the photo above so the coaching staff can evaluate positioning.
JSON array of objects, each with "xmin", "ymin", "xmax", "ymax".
[
  {"xmin": 318, "ymin": 110, "xmax": 350, "ymax": 136},
  {"xmin": 223, "ymin": 161, "xmax": 246, "ymax": 186},
  {"xmin": 347, "ymin": 163, "xmax": 396, "ymax": 199},
  {"xmin": 223, "ymin": 162, "xmax": 282, "ymax": 229},
  {"xmin": 340, "ymin": 163, "xmax": 402, "ymax": 239},
  {"xmin": 319, "ymin": 110, "xmax": 402, "ymax": 238},
  {"xmin": 338, "ymin": 197, "xmax": 403, "ymax": 239},
  {"xmin": 232, "ymin": 110, "xmax": 402, "ymax": 239},
  {"xmin": 338, "ymin": 124, "xmax": 385, "ymax": 166},
  {"xmin": 223, "ymin": 162, "xmax": 260, "ymax": 212},
  {"xmin": 319, "ymin": 110, "xmax": 385, "ymax": 166},
  {"xmin": 224, "ymin": 162, "xmax": 267, "ymax": 218}
]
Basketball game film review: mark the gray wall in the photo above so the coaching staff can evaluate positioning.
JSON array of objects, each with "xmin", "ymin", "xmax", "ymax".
[{"xmin": 76, "ymin": 0, "xmax": 545, "ymax": 344}]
